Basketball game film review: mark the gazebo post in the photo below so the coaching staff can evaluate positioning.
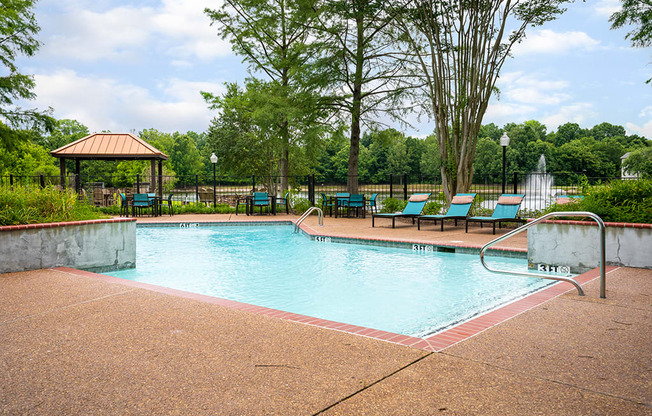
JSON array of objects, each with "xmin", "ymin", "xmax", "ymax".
[
  {"xmin": 150, "ymin": 160, "xmax": 156, "ymax": 194},
  {"xmin": 158, "ymin": 160, "xmax": 163, "ymax": 200},
  {"xmin": 75, "ymin": 159, "xmax": 81, "ymax": 194},
  {"xmin": 59, "ymin": 158, "xmax": 66, "ymax": 190}
]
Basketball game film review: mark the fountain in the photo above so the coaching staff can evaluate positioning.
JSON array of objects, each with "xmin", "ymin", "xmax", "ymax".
[{"xmin": 522, "ymin": 154, "xmax": 555, "ymax": 211}]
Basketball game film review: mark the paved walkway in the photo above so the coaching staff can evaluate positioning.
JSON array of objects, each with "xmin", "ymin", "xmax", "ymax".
[{"xmin": 1, "ymin": 214, "xmax": 650, "ymax": 415}]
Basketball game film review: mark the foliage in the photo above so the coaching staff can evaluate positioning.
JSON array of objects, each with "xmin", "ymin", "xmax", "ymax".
[
  {"xmin": 379, "ymin": 197, "xmax": 407, "ymax": 213},
  {"xmin": 0, "ymin": 185, "xmax": 106, "ymax": 225},
  {"xmin": 399, "ymin": 0, "xmax": 571, "ymax": 201},
  {"xmin": 610, "ymin": 0, "xmax": 652, "ymax": 83},
  {"xmin": 623, "ymin": 147, "xmax": 652, "ymax": 177},
  {"xmin": 290, "ymin": 197, "xmax": 312, "ymax": 214},
  {"xmin": 0, "ymin": 0, "xmax": 53, "ymax": 134},
  {"xmin": 205, "ymin": 0, "xmax": 326, "ymax": 191},
  {"xmin": 307, "ymin": 0, "xmax": 413, "ymax": 192},
  {"xmin": 422, "ymin": 200, "xmax": 443, "ymax": 215},
  {"xmin": 544, "ymin": 179, "xmax": 652, "ymax": 223}
]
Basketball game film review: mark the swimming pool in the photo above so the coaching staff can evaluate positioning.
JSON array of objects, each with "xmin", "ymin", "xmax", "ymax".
[{"xmin": 106, "ymin": 224, "xmax": 552, "ymax": 337}]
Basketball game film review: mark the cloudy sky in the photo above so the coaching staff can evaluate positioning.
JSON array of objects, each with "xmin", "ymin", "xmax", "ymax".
[{"xmin": 16, "ymin": 0, "xmax": 652, "ymax": 139}]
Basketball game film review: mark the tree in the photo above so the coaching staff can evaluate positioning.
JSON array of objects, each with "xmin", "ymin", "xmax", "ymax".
[
  {"xmin": 307, "ymin": 0, "xmax": 413, "ymax": 193},
  {"xmin": 0, "ymin": 0, "xmax": 53, "ymax": 139},
  {"xmin": 610, "ymin": 0, "xmax": 651, "ymax": 83},
  {"xmin": 399, "ymin": 0, "xmax": 570, "ymax": 202},
  {"xmin": 205, "ymin": 0, "xmax": 323, "ymax": 192},
  {"xmin": 623, "ymin": 147, "xmax": 652, "ymax": 177}
]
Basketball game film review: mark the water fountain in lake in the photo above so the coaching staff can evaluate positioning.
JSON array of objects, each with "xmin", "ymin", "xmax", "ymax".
[{"xmin": 522, "ymin": 154, "xmax": 555, "ymax": 211}]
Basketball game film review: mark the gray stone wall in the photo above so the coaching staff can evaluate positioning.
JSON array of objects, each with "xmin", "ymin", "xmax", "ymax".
[
  {"xmin": 0, "ymin": 220, "xmax": 136, "ymax": 273},
  {"xmin": 528, "ymin": 222, "xmax": 652, "ymax": 273}
]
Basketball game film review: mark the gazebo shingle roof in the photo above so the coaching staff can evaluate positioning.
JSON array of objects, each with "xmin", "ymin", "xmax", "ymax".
[{"xmin": 50, "ymin": 133, "xmax": 168, "ymax": 160}]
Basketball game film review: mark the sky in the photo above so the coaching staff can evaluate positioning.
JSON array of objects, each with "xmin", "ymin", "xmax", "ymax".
[{"xmin": 15, "ymin": 0, "xmax": 652, "ymax": 140}]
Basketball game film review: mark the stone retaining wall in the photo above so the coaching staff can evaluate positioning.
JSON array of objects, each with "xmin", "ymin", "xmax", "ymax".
[
  {"xmin": 527, "ymin": 220, "xmax": 652, "ymax": 273},
  {"xmin": 0, "ymin": 219, "xmax": 136, "ymax": 274}
]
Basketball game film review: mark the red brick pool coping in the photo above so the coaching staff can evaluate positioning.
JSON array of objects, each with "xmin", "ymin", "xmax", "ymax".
[
  {"xmin": 54, "ymin": 265, "xmax": 615, "ymax": 352},
  {"xmin": 49, "ymin": 217, "xmax": 618, "ymax": 352},
  {"xmin": 0, "ymin": 218, "xmax": 135, "ymax": 232}
]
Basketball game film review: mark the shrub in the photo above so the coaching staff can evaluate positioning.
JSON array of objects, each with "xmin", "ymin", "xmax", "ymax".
[
  {"xmin": 544, "ymin": 179, "xmax": 652, "ymax": 223},
  {"xmin": 380, "ymin": 197, "xmax": 407, "ymax": 213},
  {"xmin": 422, "ymin": 201, "xmax": 443, "ymax": 215},
  {"xmin": 290, "ymin": 197, "xmax": 312, "ymax": 214},
  {"xmin": 0, "ymin": 185, "xmax": 107, "ymax": 225}
]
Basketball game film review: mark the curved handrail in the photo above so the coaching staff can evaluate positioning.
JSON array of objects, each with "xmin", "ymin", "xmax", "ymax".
[
  {"xmin": 294, "ymin": 206, "xmax": 324, "ymax": 233},
  {"xmin": 480, "ymin": 211, "xmax": 606, "ymax": 298}
]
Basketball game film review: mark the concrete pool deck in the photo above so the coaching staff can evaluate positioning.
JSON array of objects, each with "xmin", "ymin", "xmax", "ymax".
[{"xmin": 1, "ymin": 214, "xmax": 650, "ymax": 415}]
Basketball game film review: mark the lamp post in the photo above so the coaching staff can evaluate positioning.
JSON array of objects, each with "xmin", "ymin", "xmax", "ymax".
[
  {"xmin": 500, "ymin": 132, "xmax": 510, "ymax": 194},
  {"xmin": 210, "ymin": 153, "xmax": 218, "ymax": 207}
]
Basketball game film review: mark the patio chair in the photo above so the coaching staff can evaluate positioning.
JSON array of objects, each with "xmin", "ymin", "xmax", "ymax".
[
  {"xmin": 372, "ymin": 193, "xmax": 431, "ymax": 228},
  {"xmin": 334, "ymin": 192, "xmax": 350, "ymax": 217},
  {"xmin": 417, "ymin": 193, "xmax": 476, "ymax": 231},
  {"xmin": 320, "ymin": 193, "xmax": 336, "ymax": 216},
  {"xmin": 465, "ymin": 194, "xmax": 527, "ymax": 234},
  {"xmin": 119, "ymin": 193, "xmax": 129, "ymax": 217},
  {"xmin": 132, "ymin": 193, "xmax": 151, "ymax": 217},
  {"xmin": 366, "ymin": 193, "xmax": 378, "ymax": 214},
  {"xmin": 253, "ymin": 192, "xmax": 271, "ymax": 215},
  {"xmin": 347, "ymin": 194, "xmax": 365, "ymax": 218},
  {"xmin": 159, "ymin": 193, "xmax": 174, "ymax": 216},
  {"xmin": 276, "ymin": 192, "xmax": 290, "ymax": 214}
]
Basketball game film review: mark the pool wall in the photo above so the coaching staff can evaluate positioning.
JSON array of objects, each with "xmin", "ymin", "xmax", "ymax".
[{"xmin": 0, "ymin": 219, "xmax": 136, "ymax": 274}]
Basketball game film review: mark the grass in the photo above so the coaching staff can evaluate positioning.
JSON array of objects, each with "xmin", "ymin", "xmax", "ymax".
[{"xmin": 0, "ymin": 185, "xmax": 108, "ymax": 226}]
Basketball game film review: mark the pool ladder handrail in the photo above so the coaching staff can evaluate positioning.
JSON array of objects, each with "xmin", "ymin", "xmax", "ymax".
[
  {"xmin": 294, "ymin": 206, "xmax": 324, "ymax": 233},
  {"xmin": 480, "ymin": 211, "xmax": 606, "ymax": 298}
]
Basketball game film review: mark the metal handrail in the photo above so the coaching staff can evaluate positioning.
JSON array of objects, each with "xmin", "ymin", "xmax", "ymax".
[
  {"xmin": 294, "ymin": 207, "xmax": 324, "ymax": 233},
  {"xmin": 480, "ymin": 211, "xmax": 606, "ymax": 298}
]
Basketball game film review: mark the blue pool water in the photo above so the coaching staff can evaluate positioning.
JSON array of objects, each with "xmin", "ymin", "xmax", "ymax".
[{"xmin": 106, "ymin": 225, "xmax": 552, "ymax": 337}]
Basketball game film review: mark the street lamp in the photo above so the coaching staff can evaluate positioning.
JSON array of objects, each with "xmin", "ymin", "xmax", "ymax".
[
  {"xmin": 210, "ymin": 153, "xmax": 218, "ymax": 207},
  {"xmin": 500, "ymin": 132, "xmax": 510, "ymax": 194}
]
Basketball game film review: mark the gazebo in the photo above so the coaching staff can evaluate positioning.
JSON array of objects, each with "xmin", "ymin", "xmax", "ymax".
[{"xmin": 50, "ymin": 133, "xmax": 169, "ymax": 198}]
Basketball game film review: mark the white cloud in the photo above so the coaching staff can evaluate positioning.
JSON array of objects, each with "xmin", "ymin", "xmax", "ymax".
[
  {"xmin": 596, "ymin": 0, "xmax": 620, "ymax": 17},
  {"xmin": 33, "ymin": 70, "xmax": 225, "ymax": 133},
  {"xmin": 495, "ymin": 72, "xmax": 571, "ymax": 106},
  {"xmin": 542, "ymin": 103, "xmax": 597, "ymax": 131},
  {"xmin": 513, "ymin": 30, "xmax": 600, "ymax": 55},
  {"xmin": 40, "ymin": 0, "xmax": 230, "ymax": 63},
  {"xmin": 626, "ymin": 107, "xmax": 652, "ymax": 138}
]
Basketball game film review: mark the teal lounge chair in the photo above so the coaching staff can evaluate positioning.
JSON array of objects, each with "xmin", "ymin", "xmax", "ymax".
[
  {"xmin": 372, "ymin": 193, "xmax": 431, "ymax": 228},
  {"xmin": 366, "ymin": 193, "xmax": 378, "ymax": 214},
  {"xmin": 465, "ymin": 194, "xmax": 526, "ymax": 234},
  {"xmin": 418, "ymin": 193, "xmax": 476, "ymax": 231}
]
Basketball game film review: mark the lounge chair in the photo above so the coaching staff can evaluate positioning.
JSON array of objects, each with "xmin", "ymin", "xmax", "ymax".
[
  {"xmin": 465, "ymin": 194, "xmax": 526, "ymax": 234},
  {"xmin": 417, "ymin": 193, "xmax": 476, "ymax": 231},
  {"xmin": 555, "ymin": 195, "xmax": 584, "ymax": 205},
  {"xmin": 372, "ymin": 193, "xmax": 431, "ymax": 228}
]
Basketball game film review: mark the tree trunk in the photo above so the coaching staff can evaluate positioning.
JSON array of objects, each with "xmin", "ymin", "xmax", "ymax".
[{"xmin": 347, "ymin": 7, "xmax": 365, "ymax": 194}]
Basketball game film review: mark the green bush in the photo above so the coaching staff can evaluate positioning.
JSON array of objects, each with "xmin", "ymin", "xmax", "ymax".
[
  {"xmin": 544, "ymin": 179, "xmax": 652, "ymax": 223},
  {"xmin": 0, "ymin": 185, "xmax": 107, "ymax": 225},
  {"xmin": 422, "ymin": 201, "xmax": 443, "ymax": 215},
  {"xmin": 291, "ymin": 197, "xmax": 312, "ymax": 214},
  {"xmin": 380, "ymin": 197, "xmax": 407, "ymax": 213}
]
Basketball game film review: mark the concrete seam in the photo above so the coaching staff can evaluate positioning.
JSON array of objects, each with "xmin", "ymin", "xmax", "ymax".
[
  {"xmin": 312, "ymin": 352, "xmax": 435, "ymax": 415},
  {"xmin": 438, "ymin": 351, "xmax": 651, "ymax": 409}
]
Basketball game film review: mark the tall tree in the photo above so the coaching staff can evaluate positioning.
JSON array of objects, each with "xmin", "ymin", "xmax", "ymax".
[
  {"xmin": 307, "ymin": 0, "xmax": 413, "ymax": 193},
  {"xmin": 399, "ymin": 0, "xmax": 570, "ymax": 201},
  {"xmin": 205, "ymin": 0, "xmax": 322, "ymax": 192},
  {"xmin": 0, "ymin": 0, "xmax": 53, "ymax": 142},
  {"xmin": 610, "ymin": 0, "xmax": 651, "ymax": 83}
]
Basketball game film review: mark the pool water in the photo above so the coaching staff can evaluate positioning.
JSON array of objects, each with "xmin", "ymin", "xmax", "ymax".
[{"xmin": 106, "ymin": 225, "xmax": 552, "ymax": 337}]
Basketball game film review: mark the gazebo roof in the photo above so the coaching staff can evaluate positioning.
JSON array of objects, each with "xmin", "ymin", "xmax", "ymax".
[{"xmin": 50, "ymin": 133, "xmax": 169, "ymax": 160}]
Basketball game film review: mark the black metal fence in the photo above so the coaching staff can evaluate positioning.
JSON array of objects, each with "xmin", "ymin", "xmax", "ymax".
[{"xmin": 1, "ymin": 171, "xmax": 620, "ymax": 217}]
